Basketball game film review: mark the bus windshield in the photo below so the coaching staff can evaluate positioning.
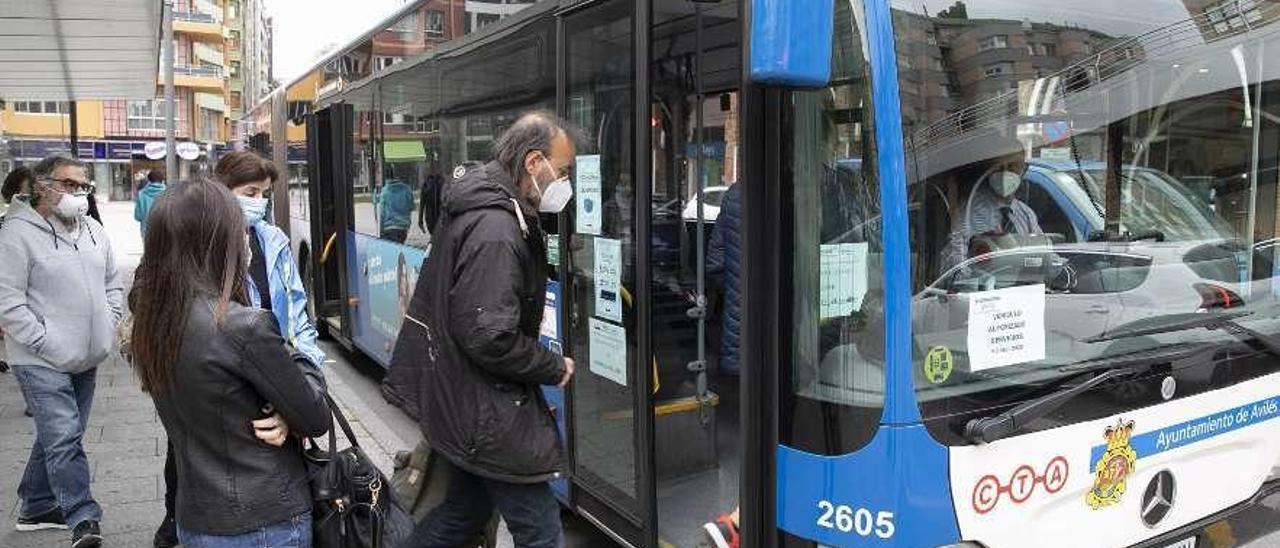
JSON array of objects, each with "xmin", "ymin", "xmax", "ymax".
[{"xmin": 893, "ymin": 0, "xmax": 1280, "ymax": 444}]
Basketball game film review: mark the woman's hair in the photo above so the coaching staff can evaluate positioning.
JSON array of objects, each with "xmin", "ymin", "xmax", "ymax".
[
  {"xmin": 147, "ymin": 166, "xmax": 166, "ymax": 183},
  {"xmin": 131, "ymin": 177, "xmax": 249, "ymax": 392},
  {"xmin": 214, "ymin": 150, "xmax": 279, "ymax": 190},
  {"xmin": 2, "ymin": 166, "xmax": 31, "ymax": 204}
]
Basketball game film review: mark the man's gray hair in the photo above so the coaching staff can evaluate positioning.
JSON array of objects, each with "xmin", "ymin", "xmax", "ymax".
[
  {"xmin": 32, "ymin": 155, "xmax": 86, "ymax": 180},
  {"xmin": 493, "ymin": 111, "xmax": 575, "ymax": 181}
]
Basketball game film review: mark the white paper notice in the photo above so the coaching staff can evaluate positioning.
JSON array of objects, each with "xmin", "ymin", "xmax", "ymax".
[
  {"xmin": 819, "ymin": 243, "xmax": 869, "ymax": 319},
  {"xmin": 589, "ymin": 319, "xmax": 627, "ymax": 386},
  {"xmin": 966, "ymin": 284, "xmax": 1046, "ymax": 371},
  {"xmin": 575, "ymin": 154, "xmax": 602, "ymax": 235},
  {"xmin": 594, "ymin": 237, "xmax": 623, "ymax": 323}
]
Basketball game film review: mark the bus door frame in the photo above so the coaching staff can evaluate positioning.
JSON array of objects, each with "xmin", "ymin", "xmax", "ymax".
[{"xmin": 306, "ymin": 102, "xmax": 357, "ymax": 348}]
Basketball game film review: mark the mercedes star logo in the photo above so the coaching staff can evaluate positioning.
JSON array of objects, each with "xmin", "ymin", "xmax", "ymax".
[{"xmin": 1141, "ymin": 470, "xmax": 1176, "ymax": 527}]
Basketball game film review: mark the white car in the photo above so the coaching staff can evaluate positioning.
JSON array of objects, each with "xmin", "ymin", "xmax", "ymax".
[{"xmin": 681, "ymin": 185, "xmax": 729, "ymax": 223}]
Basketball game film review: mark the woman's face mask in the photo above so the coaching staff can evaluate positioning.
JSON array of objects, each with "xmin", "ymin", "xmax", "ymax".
[
  {"xmin": 533, "ymin": 156, "xmax": 573, "ymax": 214},
  {"xmin": 237, "ymin": 195, "xmax": 270, "ymax": 224}
]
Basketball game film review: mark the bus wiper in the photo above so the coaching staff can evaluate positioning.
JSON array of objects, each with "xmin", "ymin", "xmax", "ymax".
[
  {"xmin": 1084, "ymin": 310, "xmax": 1280, "ymax": 358},
  {"xmin": 963, "ymin": 343, "xmax": 1218, "ymax": 444},
  {"xmin": 1083, "ymin": 310, "xmax": 1252, "ymax": 344}
]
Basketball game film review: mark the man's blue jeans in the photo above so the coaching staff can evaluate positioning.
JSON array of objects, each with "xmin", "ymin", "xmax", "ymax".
[
  {"xmin": 12, "ymin": 365, "xmax": 102, "ymax": 528},
  {"xmin": 408, "ymin": 459, "xmax": 563, "ymax": 548}
]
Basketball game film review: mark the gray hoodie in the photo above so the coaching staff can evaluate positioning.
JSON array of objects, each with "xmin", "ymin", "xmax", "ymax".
[{"xmin": 0, "ymin": 199, "xmax": 123, "ymax": 374}]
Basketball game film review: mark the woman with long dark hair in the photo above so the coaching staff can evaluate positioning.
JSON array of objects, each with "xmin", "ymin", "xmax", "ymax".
[{"xmin": 131, "ymin": 178, "xmax": 330, "ymax": 548}]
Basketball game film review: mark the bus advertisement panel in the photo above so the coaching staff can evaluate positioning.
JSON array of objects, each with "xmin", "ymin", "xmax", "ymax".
[{"xmin": 347, "ymin": 231, "xmax": 426, "ymax": 365}]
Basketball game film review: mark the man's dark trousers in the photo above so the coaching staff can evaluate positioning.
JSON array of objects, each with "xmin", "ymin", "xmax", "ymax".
[{"xmin": 407, "ymin": 458, "xmax": 562, "ymax": 548}]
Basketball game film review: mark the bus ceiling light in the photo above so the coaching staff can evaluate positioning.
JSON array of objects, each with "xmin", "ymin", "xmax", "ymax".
[
  {"xmin": 1194, "ymin": 282, "xmax": 1244, "ymax": 312},
  {"xmin": 749, "ymin": 0, "xmax": 835, "ymax": 87}
]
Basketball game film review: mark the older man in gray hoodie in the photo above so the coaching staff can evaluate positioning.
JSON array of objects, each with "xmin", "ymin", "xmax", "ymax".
[{"xmin": 0, "ymin": 155, "xmax": 122, "ymax": 548}]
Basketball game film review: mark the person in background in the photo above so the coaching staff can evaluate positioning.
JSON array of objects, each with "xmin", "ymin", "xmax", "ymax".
[
  {"xmin": 377, "ymin": 164, "xmax": 415, "ymax": 243},
  {"xmin": 0, "ymin": 166, "xmax": 31, "ymax": 375},
  {"xmin": 386, "ymin": 111, "xmax": 577, "ymax": 548},
  {"xmin": 85, "ymin": 194, "xmax": 101, "ymax": 225},
  {"xmin": 134, "ymin": 167, "xmax": 167, "ymax": 237},
  {"xmin": 150, "ymin": 150, "xmax": 326, "ymax": 548},
  {"xmin": 707, "ymin": 181, "xmax": 742, "ymax": 376},
  {"xmin": 131, "ymin": 178, "xmax": 330, "ymax": 548},
  {"xmin": 418, "ymin": 171, "xmax": 444, "ymax": 236},
  {"xmin": 0, "ymin": 155, "xmax": 122, "ymax": 548}
]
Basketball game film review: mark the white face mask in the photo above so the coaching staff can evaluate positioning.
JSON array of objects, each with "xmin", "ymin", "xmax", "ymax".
[
  {"xmin": 54, "ymin": 191, "xmax": 90, "ymax": 221},
  {"xmin": 988, "ymin": 171, "xmax": 1022, "ymax": 198},
  {"xmin": 534, "ymin": 157, "xmax": 573, "ymax": 214},
  {"xmin": 237, "ymin": 195, "xmax": 270, "ymax": 224}
]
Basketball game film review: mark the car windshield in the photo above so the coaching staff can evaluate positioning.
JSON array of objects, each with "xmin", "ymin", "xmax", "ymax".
[{"xmin": 891, "ymin": 0, "xmax": 1280, "ymax": 443}]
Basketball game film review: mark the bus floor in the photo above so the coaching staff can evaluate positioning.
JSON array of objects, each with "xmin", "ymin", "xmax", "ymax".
[{"xmin": 655, "ymin": 374, "xmax": 741, "ymax": 548}]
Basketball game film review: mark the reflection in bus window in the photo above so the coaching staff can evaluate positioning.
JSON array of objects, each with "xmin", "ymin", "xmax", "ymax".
[
  {"xmin": 782, "ymin": 0, "xmax": 883, "ymax": 456},
  {"xmin": 897, "ymin": 0, "xmax": 1280, "ymax": 444}
]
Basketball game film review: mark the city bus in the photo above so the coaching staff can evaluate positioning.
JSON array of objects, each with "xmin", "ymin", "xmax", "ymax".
[{"xmin": 244, "ymin": 0, "xmax": 1280, "ymax": 546}]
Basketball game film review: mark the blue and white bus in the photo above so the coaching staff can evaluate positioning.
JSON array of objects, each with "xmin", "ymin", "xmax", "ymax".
[{"xmin": 245, "ymin": 0, "xmax": 1280, "ymax": 545}]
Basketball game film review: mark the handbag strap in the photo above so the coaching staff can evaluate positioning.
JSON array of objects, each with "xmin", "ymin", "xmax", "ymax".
[{"xmin": 323, "ymin": 392, "xmax": 362, "ymax": 454}]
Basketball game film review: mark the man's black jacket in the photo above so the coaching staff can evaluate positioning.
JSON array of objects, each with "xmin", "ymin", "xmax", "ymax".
[{"xmin": 385, "ymin": 161, "xmax": 565, "ymax": 484}]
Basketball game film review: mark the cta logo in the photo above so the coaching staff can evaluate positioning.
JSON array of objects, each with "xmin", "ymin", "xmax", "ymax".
[{"xmin": 972, "ymin": 456, "xmax": 1069, "ymax": 514}]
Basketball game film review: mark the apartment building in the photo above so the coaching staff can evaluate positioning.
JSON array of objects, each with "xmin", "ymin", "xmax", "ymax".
[{"xmin": 0, "ymin": 0, "xmax": 273, "ymax": 201}]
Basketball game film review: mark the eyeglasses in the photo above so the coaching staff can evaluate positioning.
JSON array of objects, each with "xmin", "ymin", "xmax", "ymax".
[{"xmin": 39, "ymin": 177, "xmax": 96, "ymax": 194}]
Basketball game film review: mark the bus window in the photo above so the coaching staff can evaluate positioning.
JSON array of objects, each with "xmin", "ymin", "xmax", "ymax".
[
  {"xmin": 895, "ymin": 0, "xmax": 1280, "ymax": 444},
  {"xmin": 781, "ymin": 0, "xmax": 882, "ymax": 457}
]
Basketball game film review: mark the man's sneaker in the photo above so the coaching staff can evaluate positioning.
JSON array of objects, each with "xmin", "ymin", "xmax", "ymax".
[
  {"xmin": 14, "ymin": 508, "xmax": 68, "ymax": 531},
  {"xmin": 153, "ymin": 516, "xmax": 179, "ymax": 548},
  {"xmin": 71, "ymin": 520, "xmax": 102, "ymax": 548},
  {"xmin": 701, "ymin": 514, "xmax": 740, "ymax": 548}
]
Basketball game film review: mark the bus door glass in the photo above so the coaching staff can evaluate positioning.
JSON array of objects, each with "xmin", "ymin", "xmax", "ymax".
[
  {"xmin": 896, "ymin": 0, "xmax": 1280, "ymax": 545},
  {"xmin": 562, "ymin": 0, "xmax": 643, "ymax": 540},
  {"xmin": 649, "ymin": 1, "xmax": 742, "ymax": 545}
]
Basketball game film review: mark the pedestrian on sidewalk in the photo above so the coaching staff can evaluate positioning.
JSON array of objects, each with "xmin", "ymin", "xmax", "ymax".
[
  {"xmin": 150, "ymin": 150, "xmax": 328, "ymax": 548},
  {"xmin": 134, "ymin": 167, "xmax": 167, "ymax": 237},
  {"xmin": 385, "ymin": 111, "xmax": 577, "ymax": 548},
  {"xmin": 130, "ymin": 177, "xmax": 331, "ymax": 548},
  {"xmin": 0, "ymin": 155, "xmax": 123, "ymax": 548},
  {"xmin": 0, "ymin": 165, "xmax": 32, "ymax": 375}
]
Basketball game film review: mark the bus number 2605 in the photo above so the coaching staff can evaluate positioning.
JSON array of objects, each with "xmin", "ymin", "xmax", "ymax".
[{"xmin": 816, "ymin": 501, "xmax": 895, "ymax": 539}]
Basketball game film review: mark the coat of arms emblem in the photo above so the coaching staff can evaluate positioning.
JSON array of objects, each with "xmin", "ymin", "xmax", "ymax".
[{"xmin": 1087, "ymin": 418, "xmax": 1137, "ymax": 509}]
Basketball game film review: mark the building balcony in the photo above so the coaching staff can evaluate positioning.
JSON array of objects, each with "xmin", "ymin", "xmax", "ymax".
[
  {"xmin": 173, "ymin": 12, "xmax": 224, "ymax": 40},
  {"xmin": 160, "ymin": 65, "xmax": 226, "ymax": 91}
]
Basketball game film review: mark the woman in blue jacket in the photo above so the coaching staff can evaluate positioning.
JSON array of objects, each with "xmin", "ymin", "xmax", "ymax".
[{"xmin": 151, "ymin": 151, "xmax": 325, "ymax": 548}]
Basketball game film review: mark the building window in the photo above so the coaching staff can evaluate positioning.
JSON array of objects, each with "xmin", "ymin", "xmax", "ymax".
[
  {"xmin": 392, "ymin": 12, "xmax": 420, "ymax": 39},
  {"xmin": 426, "ymin": 10, "xmax": 444, "ymax": 36},
  {"xmin": 983, "ymin": 62, "xmax": 1013, "ymax": 78},
  {"xmin": 127, "ymin": 100, "xmax": 169, "ymax": 130},
  {"xmin": 230, "ymin": 61, "xmax": 241, "ymax": 78},
  {"xmin": 926, "ymin": 31, "xmax": 938, "ymax": 46},
  {"xmin": 1028, "ymin": 43, "xmax": 1055, "ymax": 56},
  {"xmin": 978, "ymin": 35, "xmax": 1008, "ymax": 52},
  {"xmin": 227, "ymin": 0, "xmax": 239, "ymax": 20},
  {"xmin": 930, "ymin": 57, "xmax": 945, "ymax": 71},
  {"xmin": 1206, "ymin": 0, "xmax": 1264, "ymax": 34},
  {"xmin": 897, "ymin": 54, "xmax": 912, "ymax": 70},
  {"xmin": 938, "ymin": 83, "xmax": 955, "ymax": 96},
  {"xmin": 477, "ymin": 13, "xmax": 501, "ymax": 28},
  {"xmin": 13, "ymin": 101, "xmax": 69, "ymax": 115},
  {"xmin": 375, "ymin": 56, "xmax": 402, "ymax": 71},
  {"xmin": 199, "ymin": 107, "xmax": 221, "ymax": 142}
]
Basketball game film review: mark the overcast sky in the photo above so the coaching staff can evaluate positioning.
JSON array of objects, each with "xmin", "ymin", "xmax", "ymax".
[{"xmin": 268, "ymin": 0, "xmax": 406, "ymax": 84}]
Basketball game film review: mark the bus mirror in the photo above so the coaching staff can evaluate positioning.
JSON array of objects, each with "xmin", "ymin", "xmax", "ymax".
[{"xmin": 749, "ymin": 0, "xmax": 835, "ymax": 87}]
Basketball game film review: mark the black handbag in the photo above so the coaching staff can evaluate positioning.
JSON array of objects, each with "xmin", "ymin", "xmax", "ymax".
[{"xmin": 306, "ymin": 393, "xmax": 414, "ymax": 548}]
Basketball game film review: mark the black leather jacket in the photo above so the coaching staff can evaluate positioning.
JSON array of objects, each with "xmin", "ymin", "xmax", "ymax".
[{"xmin": 150, "ymin": 297, "xmax": 330, "ymax": 535}]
